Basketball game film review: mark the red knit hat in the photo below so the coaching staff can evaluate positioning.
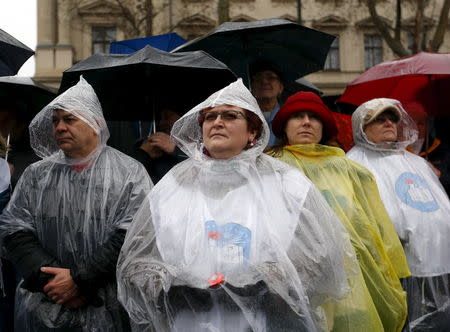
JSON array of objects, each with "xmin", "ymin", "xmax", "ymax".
[{"xmin": 272, "ymin": 91, "xmax": 338, "ymax": 141}]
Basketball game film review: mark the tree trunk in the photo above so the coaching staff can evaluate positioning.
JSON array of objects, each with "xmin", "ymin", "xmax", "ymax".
[
  {"xmin": 394, "ymin": 0, "xmax": 402, "ymax": 41},
  {"xmin": 366, "ymin": 0, "xmax": 409, "ymax": 56},
  {"xmin": 414, "ymin": 0, "xmax": 425, "ymax": 53},
  {"xmin": 144, "ymin": 0, "xmax": 153, "ymax": 36},
  {"xmin": 429, "ymin": 0, "xmax": 450, "ymax": 51},
  {"xmin": 218, "ymin": 0, "xmax": 229, "ymax": 24}
]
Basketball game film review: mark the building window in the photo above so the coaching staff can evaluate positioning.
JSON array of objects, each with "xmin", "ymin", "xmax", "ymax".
[
  {"xmin": 364, "ymin": 34, "xmax": 383, "ymax": 69},
  {"xmin": 92, "ymin": 26, "xmax": 116, "ymax": 54},
  {"xmin": 407, "ymin": 31, "xmax": 428, "ymax": 53},
  {"xmin": 324, "ymin": 38, "xmax": 340, "ymax": 71}
]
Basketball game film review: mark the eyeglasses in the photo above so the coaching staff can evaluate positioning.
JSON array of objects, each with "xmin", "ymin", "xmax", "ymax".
[
  {"xmin": 252, "ymin": 73, "xmax": 280, "ymax": 83},
  {"xmin": 373, "ymin": 113, "xmax": 399, "ymax": 124},
  {"xmin": 201, "ymin": 110, "xmax": 247, "ymax": 123}
]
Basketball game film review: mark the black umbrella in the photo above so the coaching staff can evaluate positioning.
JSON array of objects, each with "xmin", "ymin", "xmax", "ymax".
[
  {"xmin": 59, "ymin": 45, "xmax": 237, "ymax": 121},
  {"xmin": 172, "ymin": 18, "xmax": 336, "ymax": 86},
  {"xmin": 0, "ymin": 76, "xmax": 57, "ymax": 111},
  {"xmin": 0, "ymin": 76, "xmax": 57, "ymax": 160},
  {"xmin": 281, "ymin": 77, "xmax": 323, "ymax": 103},
  {"xmin": 0, "ymin": 28, "xmax": 34, "ymax": 76}
]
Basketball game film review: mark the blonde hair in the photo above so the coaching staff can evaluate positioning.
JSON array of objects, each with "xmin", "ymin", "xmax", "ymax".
[{"xmin": 0, "ymin": 135, "xmax": 7, "ymax": 158}]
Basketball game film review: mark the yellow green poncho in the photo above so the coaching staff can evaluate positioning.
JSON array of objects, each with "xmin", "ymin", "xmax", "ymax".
[{"xmin": 268, "ymin": 144, "xmax": 410, "ymax": 332}]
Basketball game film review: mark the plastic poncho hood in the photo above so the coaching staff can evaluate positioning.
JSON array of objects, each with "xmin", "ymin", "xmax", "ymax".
[
  {"xmin": 117, "ymin": 79, "xmax": 356, "ymax": 332},
  {"xmin": 0, "ymin": 158, "xmax": 10, "ymax": 193},
  {"xmin": 171, "ymin": 78, "xmax": 269, "ymax": 159},
  {"xmin": 29, "ymin": 76, "xmax": 110, "ymax": 164},
  {"xmin": 348, "ymin": 98, "xmax": 450, "ymax": 277},
  {"xmin": 352, "ymin": 98, "xmax": 418, "ymax": 152}
]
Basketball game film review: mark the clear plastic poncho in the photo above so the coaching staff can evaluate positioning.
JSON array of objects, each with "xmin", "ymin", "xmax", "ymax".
[
  {"xmin": 0, "ymin": 76, "xmax": 153, "ymax": 331},
  {"xmin": 269, "ymin": 144, "xmax": 409, "ymax": 332},
  {"xmin": 0, "ymin": 158, "xmax": 10, "ymax": 194},
  {"xmin": 117, "ymin": 79, "xmax": 356, "ymax": 332},
  {"xmin": 347, "ymin": 98, "xmax": 450, "ymax": 330}
]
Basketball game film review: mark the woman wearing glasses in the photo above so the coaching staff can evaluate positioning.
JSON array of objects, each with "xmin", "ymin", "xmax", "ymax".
[
  {"xmin": 347, "ymin": 98, "xmax": 450, "ymax": 331},
  {"xmin": 117, "ymin": 79, "xmax": 356, "ymax": 332},
  {"xmin": 266, "ymin": 91, "xmax": 409, "ymax": 332}
]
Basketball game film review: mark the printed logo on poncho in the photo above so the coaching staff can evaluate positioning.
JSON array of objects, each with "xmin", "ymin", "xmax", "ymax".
[
  {"xmin": 206, "ymin": 221, "xmax": 251, "ymax": 268},
  {"xmin": 395, "ymin": 172, "xmax": 439, "ymax": 212}
]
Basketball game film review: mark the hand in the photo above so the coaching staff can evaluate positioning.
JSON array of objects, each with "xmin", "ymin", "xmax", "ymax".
[
  {"xmin": 147, "ymin": 132, "xmax": 176, "ymax": 154},
  {"xmin": 63, "ymin": 295, "xmax": 88, "ymax": 309},
  {"xmin": 41, "ymin": 267, "xmax": 80, "ymax": 305},
  {"xmin": 140, "ymin": 140, "xmax": 163, "ymax": 159}
]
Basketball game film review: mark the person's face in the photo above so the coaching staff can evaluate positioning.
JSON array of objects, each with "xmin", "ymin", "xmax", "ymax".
[
  {"xmin": 251, "ymin": 70, "xmax": 284, "ymax": 102},
  {"xmin": 159, "ymin": 109, "xmax": 181, "ymax": 134},
  {"xmin": 52, "ymin": 109, "xmax": 99, "ymax": 158},
  {"xmin": 201, "ymin": 105, "xmax": 257, "ymax": 159},
  {"xmin": 285, "ymin": 111, "xmax": 323, "ymax": 144},
  {"xmin": 364, "ymin": 111, "xmax": 399, "ymax": 143}
]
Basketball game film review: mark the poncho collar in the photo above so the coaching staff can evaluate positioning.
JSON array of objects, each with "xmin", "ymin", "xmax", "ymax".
[{"xmin": 284, "ymin": 143, "xmax": 345, "ymax": 159}]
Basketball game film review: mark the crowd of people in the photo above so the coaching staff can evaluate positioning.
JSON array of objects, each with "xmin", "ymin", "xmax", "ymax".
[{"xmin": 0, "ymin": 59, "xmax": 449, "ymax": 332}]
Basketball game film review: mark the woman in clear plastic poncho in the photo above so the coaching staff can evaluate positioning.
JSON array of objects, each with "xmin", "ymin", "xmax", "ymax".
[
  {"xmin": 117, "ymin": 79, "xmax": 356, "ymax": 332},
  {"xmin": 0, "ymin": 76, "xmax": 153, "ymax": 331},
  {"xmin": 347, "ymin": 98, "xmax": 450, "ymax": 331},
  {"xmin": 266, "ymin": 91, "xmax": 409, "ymax": 332}
]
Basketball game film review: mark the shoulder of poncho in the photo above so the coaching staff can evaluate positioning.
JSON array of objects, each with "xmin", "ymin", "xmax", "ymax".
[
  {"xmin": 25, "ymin": 158, "xmax": 54, "ymax": 174},
  {"xmin": 343, "ymin": 157, "xmax": 375, "ymax": 180},
  {"xmin": 102, "ymin": 146, "xmax": 146, "ymax": 172}
]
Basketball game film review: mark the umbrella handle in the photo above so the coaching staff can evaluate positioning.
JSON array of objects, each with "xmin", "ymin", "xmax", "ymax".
[{"xmin": 5, "ymin": 133, "xmax": 10, "ymax": 162}]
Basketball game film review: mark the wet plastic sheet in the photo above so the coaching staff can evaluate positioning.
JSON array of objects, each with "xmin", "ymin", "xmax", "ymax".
[
  {"xmin": 271, "ymin": 144, "xmax": 409, "ymax": 332},
  {"xmin": 117, "ymin": 79, "xmax": 356, "ymax": 331},
  {"xmin": 0, "ymin": 77, "xmax": 153, "ymax": 331},
  {"xmin": 347, "ymin": 98, "xmax": 450, "ymax": 330}
]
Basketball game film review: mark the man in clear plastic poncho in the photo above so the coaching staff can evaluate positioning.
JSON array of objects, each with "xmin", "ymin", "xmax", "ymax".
[
  {"xmin": 117, "ymin": 79, "xmax": 357, "ymax": 332},
  {"xmin": 266, "ymin": 91, "xmax": 410, "ymax": 332},
  {"xmin": 347, "ymin": 98, "xmax": 450, "ymax": 331},
  {"xmin": 0, "ymin": 76, "xmax": 153, "ymax": 331}
]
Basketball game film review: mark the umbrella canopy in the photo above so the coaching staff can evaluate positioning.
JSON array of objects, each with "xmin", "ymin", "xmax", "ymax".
[
  {"xmin": 338, "ymin": 52, "xmax": 450, "ymax": 116},
  {"xmin": 281, "ymin": 77, "xmax": 322, "ymax": 102},
  {"xmin": 59, "ymin": 45, "xmax": 237, "ymax": 121},
  {"xmin": 0, "ymin": 76, "xmax": 56, "ymax": 162},
  {"xmin": 0, "ymin": 28, "xmax": 34, "ymax": 76},
  {"xmin": 172, "ymin": 18, "xmax": 336, "ymax": 86},
  {"xmin": 0, "ymin": 76, "xmax": 57, "ymax": 116},
  {"xmin": 110, "ymin": 32, "xmax": 186, "ymax": 53}
]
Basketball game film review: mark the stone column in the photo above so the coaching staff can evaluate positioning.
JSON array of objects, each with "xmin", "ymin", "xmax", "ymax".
[
  {"xmin": 37, "ymin": 0, "xmax": 56, "ymax": 45},
  {"xmin": 57, "ymin": 0, "xmax": 71, "ymax": 45},
  {"xmin": 55, "ymin": 0, "xmax": 73, "ymax": 73}
]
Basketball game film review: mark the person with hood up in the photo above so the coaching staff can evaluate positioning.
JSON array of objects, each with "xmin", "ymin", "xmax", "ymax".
[
  {"xmin": 347, "ymin": 98, "xmax": 450, "ymax": 331},
  {"xmin": 117, "ymin": 79, "xmax": 357, "ymax": 332},
  {"xmin": 0, "ymin": 76, "xmax": 153, "ymax": 332},
  {"xmin": 266, "ymin": 91, "xmax": 409, "ymax": 332}
]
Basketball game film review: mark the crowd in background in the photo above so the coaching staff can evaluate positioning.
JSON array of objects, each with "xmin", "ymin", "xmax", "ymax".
[{"xmin": 0, "ymin": 56, "xmax": 449, "ymax": 332}]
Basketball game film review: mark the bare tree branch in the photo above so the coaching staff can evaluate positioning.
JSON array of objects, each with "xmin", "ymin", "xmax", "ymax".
[
  {"xmin": 414, "ymin": 0, "xmax": 425, "ymax": 53},
  {"xmin": 429, "ymin": 0, "xmax": 450, "ymax": 51},
  {"xmin": 394, "ymin": 0, "xmax": 402, "ymax": 41},
  {"xmin": 366, "ymin": 0, "xmax": 409, "ymax": 56}
]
